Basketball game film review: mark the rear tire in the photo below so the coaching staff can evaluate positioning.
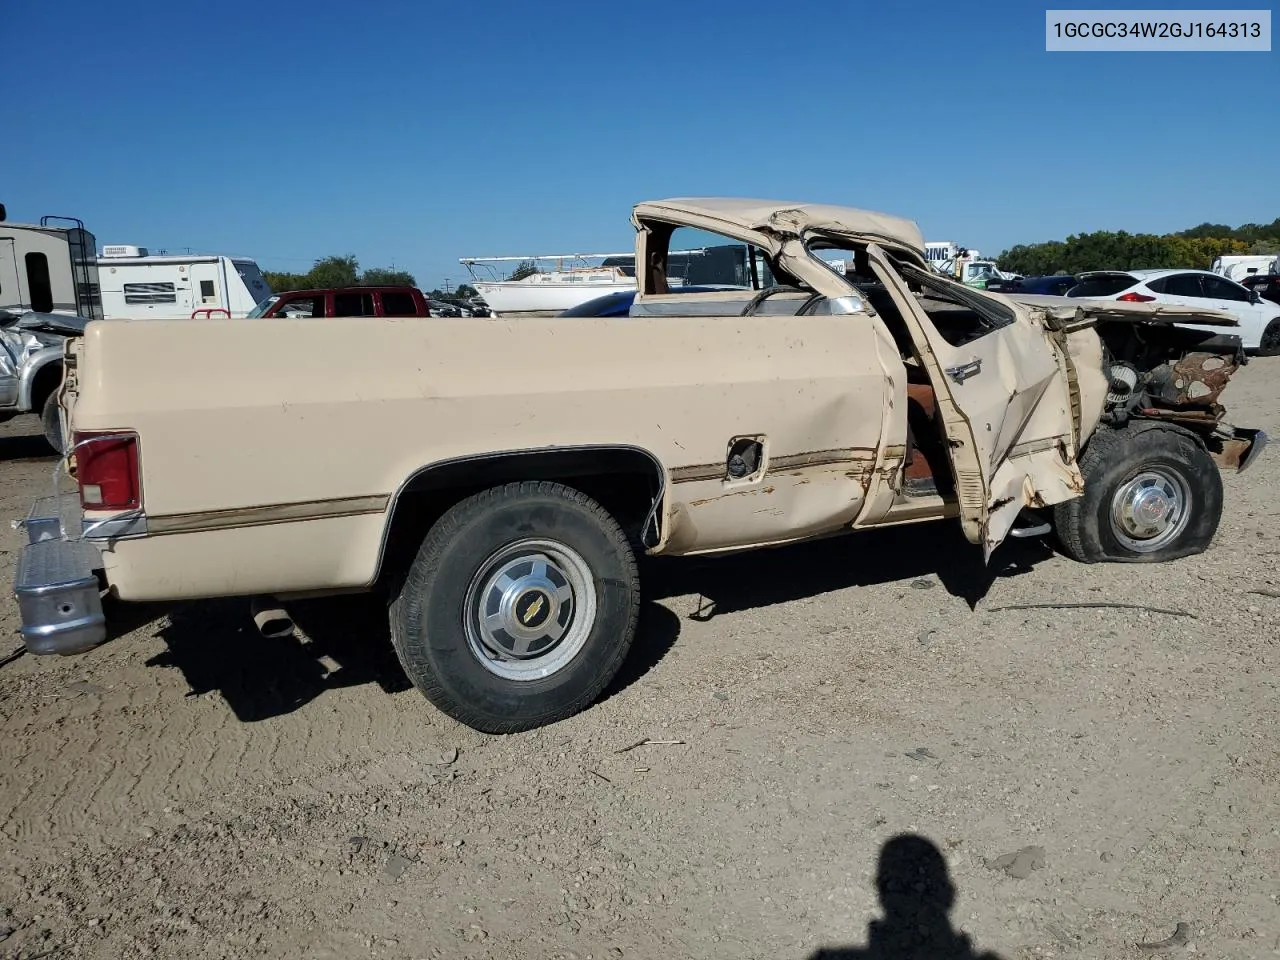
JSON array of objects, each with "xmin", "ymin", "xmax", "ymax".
[
  {"xmin": 1054, "ymin": 422, "xmax": 1223, "ymax": 564},
  {"xmin": 389, "ymin": 481, "xmax": 640, "ymax": 734},
  {"xmin": 1258, "ymin": 319, "xmax": 1280, "ymax": 357},
  {"xmin": 40, "ymin": 391, "xmax": 65, "ymax": 455}
]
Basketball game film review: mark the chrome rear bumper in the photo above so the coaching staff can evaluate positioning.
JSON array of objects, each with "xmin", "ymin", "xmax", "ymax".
[
  {"xmin": 12, "ymin": 496, "xmax": 107, "ymax": 656},
  {"xmin": 14, "ymin": 539, "xmax": 106, "ymax": 656}
]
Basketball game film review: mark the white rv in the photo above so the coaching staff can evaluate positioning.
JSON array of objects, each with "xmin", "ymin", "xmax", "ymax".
[
  {"xmin": 0, "ymin": 206, "xmax": 102, "ymax": 451},
  {"xmin": 0, "ymin": 210, "xmax": 103, "ymax": 320},
  {"xmin": 94, "ymin": 246, "xmax": 272, "ymax": 319},
  {"xmin": 1211, "ymin": 254, "xmax": 1278, "ymax": 282}
]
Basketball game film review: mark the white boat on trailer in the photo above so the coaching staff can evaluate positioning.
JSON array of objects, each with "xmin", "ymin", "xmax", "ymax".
[
  {"xmin": 458, "ymin": 245, "xmax": 775, "ymax": 315},
  {"xmin": 459, "ymin": 252, "xmax": 637, "ymax": 315}
]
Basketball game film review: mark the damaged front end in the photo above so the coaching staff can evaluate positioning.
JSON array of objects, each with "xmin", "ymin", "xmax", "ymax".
[
  {"xmin": 1098, "ymin": 328, "xmax": 1267, "ymax": 473},
  {"xmin": 1030, "ymin": 297, "xmax": 1268, "ymax": 474}
]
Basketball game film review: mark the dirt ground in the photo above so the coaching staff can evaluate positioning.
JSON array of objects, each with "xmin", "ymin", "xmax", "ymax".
[{"xmin": 2, "ymin": 362, "xmax": 1278, "ymax": 960}]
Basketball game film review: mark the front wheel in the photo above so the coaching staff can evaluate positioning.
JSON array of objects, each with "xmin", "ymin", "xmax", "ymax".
[
  {"xmin": 389, "ymin": 481, "xmax": 640, "ymax": 734},
  {"xmin": 1258, "ymin": 318, "xmax": 1280, "ymax": 357},
  {"xmin": 1053, "ymin": 422, "xmax": 1223, "ymax": 563}
]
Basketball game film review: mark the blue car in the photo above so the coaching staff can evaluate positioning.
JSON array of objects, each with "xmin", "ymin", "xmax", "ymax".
[
  {"xmin": 987, "ymin": 274, "xmax": 1078, "ymax": 296},
  {"xmin": 558, "ymin": 285, "xmax": 741, "ymax": 317}
]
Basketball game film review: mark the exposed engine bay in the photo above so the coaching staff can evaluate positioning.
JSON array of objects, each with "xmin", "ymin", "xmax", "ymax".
[
  {"xmin": 1097, "ymin": 323, "xmax": 1242, "ymax": 417},
  {"xmin": 1091, "ymin": 320, "xmax": 1263, "ymax": 471}
]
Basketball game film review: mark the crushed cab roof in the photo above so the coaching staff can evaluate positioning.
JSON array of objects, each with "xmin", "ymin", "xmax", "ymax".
[{"xmin": 633, "ymin": 198, "xmax": 925, "ymax": 253}]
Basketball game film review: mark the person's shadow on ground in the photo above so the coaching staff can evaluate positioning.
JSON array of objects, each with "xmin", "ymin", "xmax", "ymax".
[{"xmin": 809, "ymin": 834, "xmax": 1005, "ymax": 960}]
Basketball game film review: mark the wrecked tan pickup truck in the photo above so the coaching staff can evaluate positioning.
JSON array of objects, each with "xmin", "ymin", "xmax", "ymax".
[{"xmin": 14, "ymin": 198, "xmax": 1267, "ymax": 733}]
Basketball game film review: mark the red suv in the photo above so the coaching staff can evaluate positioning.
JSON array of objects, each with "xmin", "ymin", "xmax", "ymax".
[{"xmin": 248, "ymin": 286, "xmax": 432, "ymax": 318}]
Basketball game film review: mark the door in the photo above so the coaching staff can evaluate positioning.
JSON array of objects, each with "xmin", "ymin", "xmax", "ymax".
[
  {"xmin": 187, "ymin": 262, "xmax": 224, "ymax": 315},
  {"xmin": 1198, "ymin": 274, "xmax": 1272, "ymax": 347},
  {"xmin": 1155, "ymin": 272, "xmax": 1264, "ymax": 346},
  {"xmin": 630, "ymin": 223, "xmax": 899, "ymax": 553},
  {"xmin": 864, "ymin": 244, "xmax": 1069, "ymax": 559},
  {"xmin": 0, "ymin": 239, "xmax": 21, "ymax": 311}
]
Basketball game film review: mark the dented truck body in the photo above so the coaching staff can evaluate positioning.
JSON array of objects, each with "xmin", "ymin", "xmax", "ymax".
[
  {"xmin": 1015, "ymin": 293, "xmax": 1265, "ymax": 468},
  {"xmin": 11, "ymin": 197, "xmax": 1267, "ymax": 732}
]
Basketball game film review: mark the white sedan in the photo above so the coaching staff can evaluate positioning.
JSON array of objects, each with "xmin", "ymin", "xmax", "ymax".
[{"xmin": 1067, "ymin": 268, "xmax": 1280, "ymax": 355}]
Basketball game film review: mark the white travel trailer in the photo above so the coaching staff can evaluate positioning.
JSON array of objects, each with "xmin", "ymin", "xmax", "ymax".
[
  {"xmin": 1211, "ymin": 254, "xmax": 1278, "ymax": 282},
  {"xmin": 0, "ymin": 209, "xmax": 103, "ymax": 320},
  {"xmin": 94, "ymin": 246, "xmax": 272, "ymax": 319}
]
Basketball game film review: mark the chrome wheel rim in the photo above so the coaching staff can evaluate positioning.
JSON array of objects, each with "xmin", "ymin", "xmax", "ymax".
[
  {"xmin": 463, "ymin": 538, "xmax": 596, "ymax": 681},
  {"xmin": 1109, "ymin": 468, "xmax": 1191, "ymax": 553}
]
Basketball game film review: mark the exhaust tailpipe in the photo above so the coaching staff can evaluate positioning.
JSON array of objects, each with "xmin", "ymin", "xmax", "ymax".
[{"xmin": 250, "ymin": 596, "xmax": 294, "ymax": 639}]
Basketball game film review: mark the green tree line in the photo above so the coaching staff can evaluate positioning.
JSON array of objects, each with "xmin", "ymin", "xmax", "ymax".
[
  {"xmin": 263, "ymin": 255, "xmax": 478, "ymax": 300},
  {"xmin": 263, "ymin": 255, "xmax": 418, "ymax": 293},
  {"xmin": 995, "ymin": 218, "xmax": 1280, "ymax": 277}
]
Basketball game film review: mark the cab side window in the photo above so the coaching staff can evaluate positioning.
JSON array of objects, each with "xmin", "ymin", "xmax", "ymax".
[
  {"xmin": 661, "ymin": 227, "xmax": 775, "ymax": 290},
  {"xmin": 632, "ymin": 225, "xmax": 794, "ymax": 318},
  {"xmin": 333, "ymin": 292, "xmax": 375, "ymax": 316},
  {"xmin": 380, "ymin": 291, "xmax": 418, "ymax": 316}
]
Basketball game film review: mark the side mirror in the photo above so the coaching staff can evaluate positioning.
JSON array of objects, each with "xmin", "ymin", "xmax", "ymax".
[{"xmin": 1250, "ymin": 290, "xmax": 1262, "ymax": 304}]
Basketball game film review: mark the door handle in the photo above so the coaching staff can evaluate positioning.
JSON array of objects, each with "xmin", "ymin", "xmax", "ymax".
[{"xmin": 945, "ymin": 358, "xmax": 982, "ymax": 384}]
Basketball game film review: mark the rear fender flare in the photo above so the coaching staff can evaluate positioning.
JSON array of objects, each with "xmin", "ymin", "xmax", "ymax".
[{"xmin": 371, "ymin": 444, "xmax": 669, "ymax": 583}]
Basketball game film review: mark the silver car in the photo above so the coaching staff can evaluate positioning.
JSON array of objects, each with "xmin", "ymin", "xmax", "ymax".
[{"xmin": 0, "ymin": 310, "xmax": 86, "ymax": 453}]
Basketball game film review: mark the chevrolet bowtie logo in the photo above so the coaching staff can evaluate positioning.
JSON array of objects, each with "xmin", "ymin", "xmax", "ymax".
[{"xmin": 521, "ymin": 595, "xmax": 545, "ymax": 625}]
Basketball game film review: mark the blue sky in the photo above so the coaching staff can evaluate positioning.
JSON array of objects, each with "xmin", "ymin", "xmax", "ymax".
[{"xmin": 6, "ymin": 0, "xmax": 1276, "ymax": 292}]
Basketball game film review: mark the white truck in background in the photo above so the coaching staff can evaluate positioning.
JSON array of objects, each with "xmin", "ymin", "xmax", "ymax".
[{"xmin": 1212, "ymin": 254, "xmax": 1278, "ymax": 282}]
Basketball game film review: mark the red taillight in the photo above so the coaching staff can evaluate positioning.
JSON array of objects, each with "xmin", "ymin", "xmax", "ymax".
[
  {"xmin": 73, "ymin": 432, "xmax": 141, "ymax": 511},
  {"xmin": 1118, "ymin": 292, "xmax": 1156, "ymax": 302}
]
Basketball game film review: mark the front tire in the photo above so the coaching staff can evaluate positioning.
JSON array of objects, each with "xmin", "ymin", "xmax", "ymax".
[
  {"xmin": 390, "ymin": 481, "xmax": 640, "ymax": 734},
  {"xmin": 1258, "ymin": 319, "xmax": 1280, "ymax": 357},
  {"xmin": 40, "ymin": 391, "xmax": 65, "ymax": 455},
  {"xmin": 1054, "ymin": 422, "xmax": 1223, "ymax": 564}
]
